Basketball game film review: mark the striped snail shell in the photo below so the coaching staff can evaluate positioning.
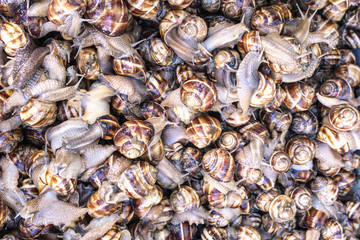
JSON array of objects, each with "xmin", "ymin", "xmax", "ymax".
[
  {"xmin": 322, "ymin": 0, "xmax": 349, "ymax": 21},
  {"xmin": 146, "ymin": 69, "xmax": 170, "ymax": 101},
  {"xmin": 220, "ymin": 104, "xmax": 251, "ymax": 127},
  {"xmin": 118, "ymin": 161, "xmax": 158, "ymax": 199},
  {"xmin": 114, "ymin": 120, "xmax": 154, "ymax": 159},
  {"xmin": 255, "ymin": 189, "xmax": 280, "ymax": 212},
  {"xmin": 170, "ymin": 185, "xmax": 200, "ymax": 213},
  {"xmin": 323, "ymin": 49, "xmax": 356, "ymax": 66},
  {"xmin": 149, "ymin": 37, "xmax": 175, "ymax": 66},
  {"xmin": 345, "ymin": 201, "xmax": 360, "ymax": 219},
  {"xmin": 322, "ymin": 219, "xmax": 346, "ymax": 240},
  {"xmin": 113, "ymin": 52, "xmax": 145, "ymax": 77},
  {"xmin": 96, "ymin": 114, "xmax": 120, "ymax": 140},
  {"xmin": 18, "ymin": 218, "xmax": 48, "ymax": 239},
  {"xmin": 334, "ymin": 170, "xmax": 356, "ymax": 196},
  {"xmin": 236, "ymin": 165, "xmax": 263, "ymax": 185},
  {"xmin": 132, "ymin": 185, "xmax": 163, "ymax": 220},
  {"xmin": 221, "ymin": 0, "xmax": 256, "ymax": 19},
  {"xmin": 261, "ymin": 213, "xmax": 280, "ymax": 235},
  {"xmin": 201, "ymin": 226, "xmax": 227, "ymax": 240},
  {"xmin": 241, "ymin": 213, "xmax": 262, "ymax": 229},
  {"xmin": 177, "ymin": 15, "xmax": 207, "ymax": 42},
  {"xmin": 168, "ymin": 0, "xmax": 194, "ymax": 9},
  {"xmin": 316, "ymin": 124, "xmax": 350, "ymax": 154},
  {"xmin": 311, "ymin": 176, "xmax": 339, "ymax": 206},
  {"xmin": 319, "ymin": 78, "xmax": 354, "ymax": 100},
  {"xmin": 0, "ymin": 200, "xmax": 11, "ymax": 229},
  {"xmin": 176, "ymin": 63, "xmax": 195, "ymax": 85},
  {"xmin": 151, "ymin": 198, "xmax": 174, "ymax": 229},
  {"xmin": 38, "ymin": 168, "xmax": 77, "ymax": 196},
  {"xmin": 283, "ymin": 82, "xmax": 315, "ymax": 112},
  {"xmin": 214, "ymin": 49, "xmax": 241, "ymax": 71},
  {"xmin": 261, "ymin": 108, "xmax": 292, "ymax": 133},
  {"xmin": 328, "ymin": 104, "xmax": 360, "ymax": 131},
  {"xmin": 269, "ymin": 151, "xmax": 291, "ymax": 173},
  {"xmin": 302, "ymin": 207, "xmax": 328, "ymax": 229},
  {"xmin": 181, "ymin": 77, "xmax": 218, "ymax": 112},
  {"xmin": 99, "ymin": 225, "xmax": 131, "ymax": 240},
  {"xmin": 0, "ymin": 21, "xmax": 30, "ymax": 56},
  {"xmin": 334, "ymin": 64, "xmax": 360, "ymax": 88},
  {"xmin": 264, "ymin": 86, "xmax": 286, "ymax": 112},
  {"xmin": 117, "ymin": 201, "xmax": 134, "ymax": 224},
  {"xmin": 87, "ymin": 186, "xmax": 122, "ymax": 218},
  {"xmin": 285, "ymin": 135, "xmax": 315, "ymax": 165},
  {"xmin": 186, "ymin": 116, "xmax": 222, "ymax": 148},
  {"xmin": 165, "ymin": 142, "xmax": 184, "ymax": 162},
  {"xmin": 343, "ymin": 28, "xmax": 360, "ymax": 49},
  {"xmin": 238, "ymin": 119, "xmax": 269, "ymax": 144},
  {"xmin": 230, "ymin": 226, "xmax": 261, "ymax": 240},
  {"xmin": 202, "ymin": 148, "xmax": 235, "ymax": 182},
  {"xmin": 250, "ymin": 73, "xmax": 276, "ymax": 108},
  {"xmin": 76, "ymin": 47, "xmax": 101, "ymax": 80},
  {"xmin": 342, "ymin": 152, "xmax": 360, "ymax": 171},
  {"xmin": 181, "ymin": 147, "xmax": 202, "ymax": 178},
  {"xmin": 251, "ymin": 4, "xmax": 292, "ymax": 35},
  {"xmin": 20, "ymin": 99, "xmax": 57, "ymax": 128},
  {"xmin": 288, "ymin": 186, "xmax": 313, "ymax": 212},
  {"xmin": 86, "ymin": 0, "xmax": 129, "ymax": 36},
  {"xmin": 48, "ymin": 0, "xmax": 86, "ymax": 24},
  {"xmin": 159, "ymin": 10, "xmax": 190, "ymax": 39},
  {"xmin": 269, "ymin": 195, "xmax": 297, "ymax": 223},
  {"xmin": 0, "ymin": 128, "xmax": 23, "ymax": 153},
  {"xmin": 216, "ymin": 130, "xmax": 243, "ymax": 153},
  {"xmin": 20, "ymin": 178, "xmax": 39, "ymax": 201},
  {"xmin": 141, "ymin": 101, "xmax": 166, "ymax": 119},
  {"xmin": 236, "ymin": 30, "xmax": 261, "ymax": 57},
  {"xmin": 125, "ymin": 0, "xmax": 160, "ymax": 21},
  {"xmin": 290, "ymin": 111, "xmax": 318, "ymax": 135}
]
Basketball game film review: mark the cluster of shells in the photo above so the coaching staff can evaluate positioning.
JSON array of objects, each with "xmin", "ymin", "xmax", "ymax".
[{"xmin": 0, "ymin": 0, "xmax": 360, "ymax": 239}]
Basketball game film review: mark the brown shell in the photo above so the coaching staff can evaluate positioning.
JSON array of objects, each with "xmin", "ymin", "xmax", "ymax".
[
  {"xmin": 283, "ymin": 82, "xmax": 315, "ymax": 112},
  {"xmin": 285, "ymin": 135, "xmax": 315, "ymax": 165},
  {"xmin": 342, "ymin": 152, "xmax": 360, "ymax": 171},
  {"xmin": 322, "ymin": 219, "xmax": 346, "ymax": 240},
  {"xmin": 186, "ymin": 116, "xmax": 222, "ymax": 148},
  {"xmin": 241, "ymin": 213, "xmax": 262, "ymax": 229},
  {"xmin": 343, "ymin": 28, "xmax": 360, "ymax": 49},
  {"xmin": 221, "ymin": 0, "xmax": 255, "ymax": 19},
  {"xmin": 6, "ymin": 144, "xmax": 38, "ymax": 175},
  {"xmin": 168, "ymin": 0, "xmax": 194, "ymax": 9},
  {"xmin": 141, "ymin": 101, "xmax": 166, "ymax": 119},
  {"xmin": 86, "ymin": 0, "xmax": 128, "ymax": 36},
  {"xmin": 302, "ymin": 207, "xmax": 328, "ymax": 229},
  {"xmin": 170, "ymin": 185, "xmax": 200, "ymax": 212},
  {"xmin": 269, "ymin": 151, "xmax": 291, "ymax": 173},
  {"xmin": 251, "ymin": 4, "xmax": 292, "ymax": 34},
  {"xmin": 18, "ymin": 219, "xmax": 47, "ymax": 239},
  {"xmin": 87, "ymin": 189, "xmax": 122, "ymax": 218},
  {"xmin": 38, "ymin": 168, "xmax": 77, "ymax": 196},
  {"xmin": 334, "ymin": 64, "xmax": 360, "ymax": 87},
  {"xmin": 256, "ymin": 189, "xmax": 280, "ymax": 212},
  {"xmin": 151, "ymin": 198, "xmax": 174, "ymax": 229},
  {"xmin": 113, "ymin": 52, "xmax": 145, "ymax": 77},
  {"xmin": 20, "ymin": 178, "xmax": 39, "ymax": 201},
  {"xmin": 132, "ymin": 185, "xmax": 163, "ymax": 220},
  {"xmin": 311, "ymin": 176, "xmax": 339, "ymax": 206},
  {"xmin": 202, "ymin": 148, "xmax": 234, "ymax": 182},
  {"xmin": 114, "ymin": 120, "xmax": 154, "ymax": 159},
  {"xmin": 261, "ymin": 213, "xmax": 280, "ymax": 235},
  {"xmin": 14, "ymin": 3, "xmax": 46, "ymax": 38},
  {"xmin": 0, "ymin": 200, "xmax": 11, "ymax": 228},
  {"xmin": 48, "ymin": 0, "xmax": 86, "ymax": 25},
  {"xmin": 165, "ymin": 142, "xmax": 184, "ymax": 162},
  {"xmin": 201, "ymin": 227, "xmax": 227, "ymax": 240},
  {"xmin": 146, "ymin": 70, "xmax": 170, "ymax": 101},
  {"xmin": 159, "ymin": 10, "xmax": 190, "ymax": 39},
  {"xmin": 0, "ymin": 22, "xmax": 29, "ymax": 56},
  {"xmin": 0, "ymin": 128, "xmax": 23, "ymax": 153},
  {"xmin": 99, "ymin": 225, "xmax": 129, "ymax": 240},
  {"xmin": 220, "ymin": 104, "xmax": 251, "ymax": 127},
  {"xmin": 176, "ymin": 64, "xmax": 195, "ymax": 85},
  {"xmin": 328, "ymin": 104, "xmax": 360, "ymax": 131},
  {"xmin": 177, "ymin": 15, "xmax": 207, "ymax": 42},
  {"xmin": 288, "ymin": 186, "xmax": 313, "ymax": 212},
  {"xmin": 236, "ymin": 165, "xmax": 263, "ymax": 185},
  {"xmin": 216, "ymin": 130, "xmax": 243, "ymax": 153},
  {"xmin": 319, "ymin": 78, "xmax": 354, "ymax": 100},
  {"xmin": 334, "ymin": 170, "xmax": 356, "ymax": 196},
  {"xmin": 323, "ymin": 49, "xmax": 356, "ymax": 66},
  {"xmin": 237, "ymin": 30, "xmax": 261, "ymax": 57},
  {"xmin": 345, "ymin": 201, "xmax": 360, "ymax": 219},
  {"xmin": 181, "ymin": 77, "xmax": 218, "ymax": 112},
  {"xmin": 250, "ymin": 73, "xmax": 276, "ymax": 107},
  {"xmin": 181, "ymin": 146, "xmax": 202, "ymax": 178},
  {"xmin": 96, "ymin": 114, "xmax": 120, "ymax": 140},
  {"xmin": 76, "ymin": 47, "xmax": 101, "ymax": 80},
  {"xmin": 23, "ymin": 127, "xmax": 46, "ymax": 148},
  {"xmin": 290, "ymin": 166, "xmax": 315, "ymax": 182},
  {"xmin": 232, "ymin": 226, "xmax": 261, "ymax": 240},
  {"xmin": 316, "ymin": 124, "xmax": 350, "ymax": 154},
  {"xmin": 125, "ymin": 0, "xmax": 160, "ymax": 21},
  {"xmin": 290, "ymin": 111, "xmax": 318, "ymax": 135},
  {"xmin": 140, "ymin": 137, "xmax": 165, "ymax": 164},
  {"xmin": 261, "ymin": 108, "xmax": 292, "ymax": 133},
  {"xmin": 118, "ymin": 161, "xmax": 158, "ymax": 199},
  {"xmin": 149, "ymin": 38, "xmax": 175, "ymax": 66},
  {"xmin": 57, "ymin": 99, "xmax": 82, "ymax": 121},
  {"xmin": 20, "ymin": 99, "xmax": 57, "ymax": 128},
  {"xmin": 214, "ymin": 49, "xmax": 241, "ymax": 71},
  {"xmin": 263, "ymin": 86, "xmax": 286, "ymax": 112},
  {"xmin": 322, "ymin": 0, "xmax": 349, "ymax": 21},
  {"xmin": 269, "ymin": 195, "xmax": 297, "ymax": 223},
  {"xmin": 238, "ymin": 120, "xmax": 269, "ymax": 144}
]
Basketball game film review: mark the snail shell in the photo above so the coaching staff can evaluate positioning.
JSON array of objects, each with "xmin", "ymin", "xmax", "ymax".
[
  {"xmin": 236, "ymin": 30, "xmax": 261, "ymax": 57},
  {"xmin": 261, "ymin": 108, "xmax": 292, "ymax": 133},
  {"xmin": 269, "ymin": 151, "xmax": 291, "ymax": 173},
  {"xmin": 288, "ymin": 186, "xmax": 313, "ymax": 212},
  {"xmin": 322, "ymin": 0, "xmax": 349, "ymax": 21},
  {"xmin": 181, "ymin": 77, "xmax": 218, "ymax": 112},
  {"xmin": 345, "ymin": 201, "xmax": 360, "ymax": 219},
  {"xmin": 176, "ymin": 63, "xmax": 195, "ymax": 85},
  {"xmin": 221, "ymin": 0, "xmax": 255, "ymax": 19},
  {"xmin": 96, "ymin": 114, "xmax": 120, "ymax": 140},
  {"xmin": 333, "ymin": 170, "xmax": 356, "ymax": 196},
  {"xmin": 181, "ymin": 147, "xmax": 202, "ymax": 178},
  {"xmin": 202, "ymin": 148, "xmax": 235, "ymax": 182},
  {"xmin": 322, "ymin": 219, "xmax": 346, "ymax": 240},
  {"xmin": 86, "ymin": 0, "xmax": 129, "ymax": 36},
  {"xmin": 57, "ymin": 99, "xmax": 83, "ymax": 122},
  {"xmin": 168, "ymin": 0, "xmax": 194, "ymax": 9},
  {"xmin": 290, "ymin": 111, "xmax": 318, "ymax": 135},
  {"xmin": 290, "ymin": 161, "xmax": 315, "ymax": 182},
  {"xmin": 250, "ymin": 73, "xmax": 276, "ymax": 108},
  {"xmin": 263, "ymin": 86, "xmax": 286, "ymax": 112},
  {"xmin": 146, "ymin": 70, "xmax": 170, "ymax": 101},
  {"xmin": 114, "ymin": 120, "xmax": 154, "ymax": 159},
  {"xmin": 269, "ymin": 195, "xmax": 297, "ymax": 223},
  {"xmin": 231, "ymin": 226, "xmax": 261, "ymax": 240},
  {"xmin": 125, "ymin": 0, "xmax": 160, "ymax": 21},
  {"xmin": 283, "ymin": 82, "xmax": 315, "ymax": 112},
  {"xmin": 285, "ymin": 135, "xmax": 315, "ymax": 165},
  {"xmin": 343, "ymin": 28, "xmax": 360, "ymax": 49},
  {"xmin": 216, "ymin": 130, "xmax": 243, "ymax": 153},
  {"xmin": 159, "ymin": 10, "xmax": 190, "ymax": 39},
  {"xmin": 319, "ymin": 78, "xmax": 354, "ymax": 100},
  {"xmin": 186, "ymin": 116, "xmax": 222, "ymax": 148},
  {"xmin": 132, "ymin": 185, "xmax": 163, "ymax": 220},
  {"xmin": 20, "ymin": 99, "xmax": 57, "ymax": 128},
  {"xmin": 201, "ymin": 226, "xmax": 227, "ymax": 240},
  {"xmin": 334, "ymin": 64, "xmax": 360, "ymax": 88},
  {"xmin": 323, "ymin": 49, "xmax": 356, "ymax": 66},
  {"xmin": 87, "ymin": 186, "xmax": 122, "ymax": 218},
  {"xmin": 18, "ymin": 219, "xmax": 47, "ymax": 239},
  {"xmin": 310, "ymin": 176, "xmax": 339, "ymax": 206},
  {"xmin": 170, "ymin": 186, "xmax": 200, "ymax": 213},
  {"xmin": 48, "ymin": 0, "xmax": 86, "ymax": 25},
  {"xmin": 19, "ymin": 178, "xmax": 39, "ymax": 201},
  {"xmin": 76, "ymin": 47, "xmax": 101, "ymax": 80},
  {"xmin": 302, "ymin": 207, "xmax": 328, "ymax": 229},
  {"xmin": 141, "ymin": 101, "xmax": 166, "ymax": 119},
  {"xmin": 342, "ymin": 152, "xmax": 360, "ymax": 171},
  {"xmin": 177, "ymin": 15, "xmax": 207, "ymax": 42},
  {"xmin": 261, "ymin": 213, "xmax": 280, "ymax": 235},
  {"xmin": 236, "ymin": 165, "xmax": 263, "ymax": 185},
  {"xmin": 0, "ymin": 22, "xmax": 30, "ymax": 56},
  {"xmin": 118, "ymin": 161, "xmax": 158, "ymax": 199},
  {"xmin": 113, "ymin": 52, "xmax": 145, "ymax": 77},
  {"xmin": 0, "ymin": 200, "xmax": 11, "ymax": 229},
  {"xmin": 38, "ymin": 168, "xmax": 77, "ymax": 196},
  {"xmin": 316, "ymin": 124, "xmax": 350, "ymax": 154},
  {"xmin": 328, "ymin": 104, "xmax": 360, "ymax": 131},
  {"xmin": 256, "ymin": 189, "xmax": 280, "ymax": 212},
  {"xmin": 149, "ymin": 38, "xmax": 175, "ymax": 66},
  {"xmin": 0, "ymin": 128, "xmax": 23, "ymax": 153}
]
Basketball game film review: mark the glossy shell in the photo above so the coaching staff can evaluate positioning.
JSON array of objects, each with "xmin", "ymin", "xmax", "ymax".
[
  {"xmin": 0, "ymin": 22, "xmax": 29, "ymax": 56},
  {"xmin": 290, "ymin": 111, "xmax": 318, "ymax": 135},
  {"xmin": 283, "ymin": 83, "xmax": 315, "ymax": 112},
  {"xmin": 20, "ymin": 99, "xmax": 57, "ymax": 128},
  {"xmin": 48, "ymin": 0, "xmax": 86, "ymax": 25},
  {"xmin": 285, "ymin": 135, "xmax": 315, "ymax": 165},
  {"xmin": 319, "ymin": 78, "xmax": 354, "ymax": 100},
  {"xmin": 96, "ymin": 114, "xmax": 120, "ymax": 140},
  {"xmin": 269, "ymin": 195, "xmax": 297, "ymax": 223},
  {"xmin": 328, "ymin": 104, "xmax": 360, "ymax": 131},
  {"xmin": 250, "ymin": 73, "xmax": 276, "ymax": 107},
  {"xmin": 170, "ymin": 186, "xmax": 200, "ymax": 212},
  {"xmin": 288, "ymin": 186, "xmax": 313, "ymax": 212},
  {"xmin": 125, "ymin": 0, "xmax": 160, "ymax": 21},
  {"xmin": 202, "ymin": 148, "xmax": 234, "ymax": 182},
  {"xmin": 269, "ymin": 151, "xmax": 291, "ymax": 173},
  {"xmin": 0, "ymin": 128, "xmax": 23, "ymax": 153},
  {"xmin": 76, "ymin": 47, "xmax": 101, "ymax": 80},
  {"xmin": 311, "ymin": 176, "xmax": 339, "ymax": 206},
  {"xmin": 216, "ymin": 130, "xmax": 243, "ymax": 153},
  {"xmin": 334, "ymin": 64, "xmax": 360, "ymax": 87},
  {"xmin": 186, "ymin": 116, "xmax": 222, "ymax": 148}
]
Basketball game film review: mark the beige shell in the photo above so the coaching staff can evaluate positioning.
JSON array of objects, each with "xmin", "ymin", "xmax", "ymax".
[
  {"xmin": 269, "ymin": 195, "xmax": 297, "ymax": 223},
  {"xmin": 202, "ymin": 148, "xmax": 235, "ymax": 182},
  {"xmin": 76, "ymin": 47, "xmax": 101, "ymax": 80},
  {"xmin": 170, "ymin": 185, "xmax": 200, "ymax": 213},
  {"xmin": 250, "ymin": 72, "xmax": 276, "ymax": 107},
  {"xmin": 322, "ymin": 219, "xmax": 346, "ymax": 240},
  {"xmin": 269, "ymin": 151, "xmax": 291, "ymax": 173},
  {"xmin": 288, "ymin": 186, "xmax": 313, "ymax": 212},
  {"xmin": 285, "ymin": 135, "xmax": 315, "ymax": 165},
  {"xmin": 328, "ymin": 104, "xmax": 360, "ymax": 131},
  {"xmin": 149, "ymin": 37, "xmax": 175, "ymax": 66},
  {"xmin": 335, "ymin": 64, "xmax": 360, "ymax": 87},
  {"xmin": 283, "ymin": 82, "xmax": 315, "ymax": 112},
  {"xmin": 216, "ymin": 130, "xmax": 243, "ymax": 153},
  {"xmin": 256, "ymin": 189, "xmax": 280, "ymax": 212},
  {"xmin": 0, "ymin": 22, "xmax": 29, "ymax": 56},
  {"xmin": 186, "ymin": 116, "xmax": 222, "ymax": 148},
  {"xmin": 311, "ymin": 176, "xmax": 339, "ymax": 206},
  {"xmin": 20, "ymin": 99, "xmax": 57, "ymax": 128},
  {"xmin": 125, "ymin": 0, "xmax": 160, "ymax": 21}
]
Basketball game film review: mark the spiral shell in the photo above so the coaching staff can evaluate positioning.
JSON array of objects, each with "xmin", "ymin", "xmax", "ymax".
[
  {"xmin": 113, "ymin": 52, "xmax": 145, "ymax": 77},
  {"xmin": 181, "ymin": 147, "xmax": 202, "ymax": 178},
  {"xmin": 236, "ymin": 30, "xmax": 261, "ymax": 57},
  {"xmin": 170, "ymin": 186, "xmax": 200, "ymax": 212},
  {"xmin": 334, "ymin": 64, "xmax": 360, "ymax": 87},
  {"xmin": 146, "ymin": 70, "xmax": 170, "ymax": 101},
  {"xmin": 269, "ymin": 195, "xmax": 296, "ymax": 223},
  {"xmin": 343, "ymin": 28, "xmax": 360, "ymax": 49},
  {"xmin": 181, "ymin": 77, "xmax": 217, "ymax": 112},
  {"xmin": 118, "ymin": 161, "xmax": 158, "ymax": 199},
  {"xmin": 216, "ymin": 130, "xmax": 243, "ymax": 153},
  {"xmin": 232, "ymin": 226, "xmax": 261, "ymax": 240},
  {"xmin": 38, "ymin": 168, "xmax": 77, "ymax": 196},
  {"xmin": 251, "ymin": 4, "xmax": 292, "ymax": 35},
  {"xmin": 261, "ymin": 108, "xmax": 292, "ymax": 133},
  {"xmin": 85, "ymin": 0, "xmax": 128, "ymax": 36},
  {"xmin": 290, "ymin": 163, "xmax": 315, "ymax": 182},
  {"xmin": 141, "ymin": 101, "xmax": 166, "ymax": 119},
  {"xmin": 186, "ymin": 116, "xmax": 222, "ymax": 148},
  {"xmin": 96, "ymin": 114, "xmax": 120, "ymax": 140},
  {"xmin": 264, "ymin": 86, "xmax": 286, "ymax": 112},
  {"xmin": 125, "ymin": 0, "xmax": 160, "ymax": 21},
  {"xmin": 57, "ymin": 99, "xmax": 82, "ymax": 121},
  {"xmin": 328, "ymin": 104, "xmax": 360, "ymax": 131},
  {"xmin": 285, "ymin": 135, "xmax": 315, "ymax": 165},
  {"xmin": 261, "ymin": 213, "xmax": 280, "ymax": 235},
  {"xmin": 316, "ymin": 124, "xmax": 350, "ymax": 154},
  {"xmin": 302, "ymin": 207, "xmax": 328, "ymax": 229},
  {"xmin": 114, "ymin": 120, "xmax": 154, "ymax": 159},
  {"xmin": 159, "ymin": 10, "xmax": 190, "ymax": 39},
  {"xmin": 323, "ymin": 49, "xmax": 356, "ymax": 66},
  {"xmin": 319, "ymin": 79, "xmax": 354, "ymax": 101},
  {"xmin": 290, "ymin": 111, "xmax": 318, "ymax": 135},
  {"xmin": 20, "ymin": 178, "xmax": 39, "ymax": 201},
  {"xmin": 151, "ymin": 198, "xmax": 174, "ymax": 229},
  {"xmin": 236, "ymin": 165, "xmax": 263, "ymax": 185},
  {"xmin": 18, "ymin": 219, "xmax": 47, "ymax": 239},
  {"xmin": 0, "ymin": 200, "xmax": 10, "ymax": 228},
  {"xmin": 220, "ymin": 104, "xmax": 251, "ymax": 127},
  {"xmin": 288, "ymin": 186, "xmax": 313, "ymax": 212},
  {"xmin": 221, "ymin": 0, "xmax": 255, "ymax": 19},
  {"xmin": 87, "ymin": 189, "xmax": 122, "ymax": 218},
  {"xmin": 201, "ymin": 226, "xmax": 227, "ymax": 240},
  {"xmin": 250, "ymin": 73, "xmax": 276, "ymax": 107},
  {"xmin": 202, "ymin": 148, "xmax": 234, "ymax": 182},
  {"xmin": 0, "ymin": 21, "xmax": 29, "ymax": 56},
  {"xmin": 311, "ymin": 176, "xmax": 339, "ymax": 206},
  {"xmin": 334, "ymin": 170, "xmax": 356, "ymax": 196},
  {"xmin": 177, "ymin": 15, "xmax": 207, "ymax": 42},
  {"xmin": 256, "ymin": 189, "xmax": 280, "ymax": 212},
  {"xmin": 48, "ymin": 0, "xmax": 86, "ymax": 25},
  {"xmin": 76, "ymin": 47, "xmax": 101, "ymax": 80},
  {"xmin": 149, "ymin": 38, "xmax": 175, "ymax": 66},
  {"xmin": 343, "ymin": 152, "xmax": 360, "ymax": 171},
  {"xmin": 176, "ymin": 64, "xmax": 195, "ymax": 85},
  {"xmin": 239, "ymin": 120, "xmax": 269, "ymax": 144},
  {"xmin": 20, "ymin": 99, "xmax": 57, "ymax": 128},
  {"xmin": 0, "ymin": 128, "xmax": 23, "ymax": 153},
  {"xmin": 322, "ymin": 0, "xmax": 349, "ymax": 21},
  {"xmin": 165, "ymin": 142, "xmax": 184, "ymax": 162},
  {"xmin": 133, "ymin": 185, "xmax": 163, "ymax": 220},
  {"xmin": 283, "ymin": 83, "xmax": 315, "ymax": 112},
  {"xmin": 345, "ymin": 201, "xmax": 360, "ymax": 219},
  {"xmin": 322, "ymin": 219, "xmax": 346, "ymax": 240},
  {"xmin": 269, "ymin": 151, "xmax": 291, "ymax": 173}
]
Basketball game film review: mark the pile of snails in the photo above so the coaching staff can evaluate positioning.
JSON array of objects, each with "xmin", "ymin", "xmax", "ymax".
[{"xmin": 0, "ymin": 0, "xmax": 360, "ymax": 239}]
